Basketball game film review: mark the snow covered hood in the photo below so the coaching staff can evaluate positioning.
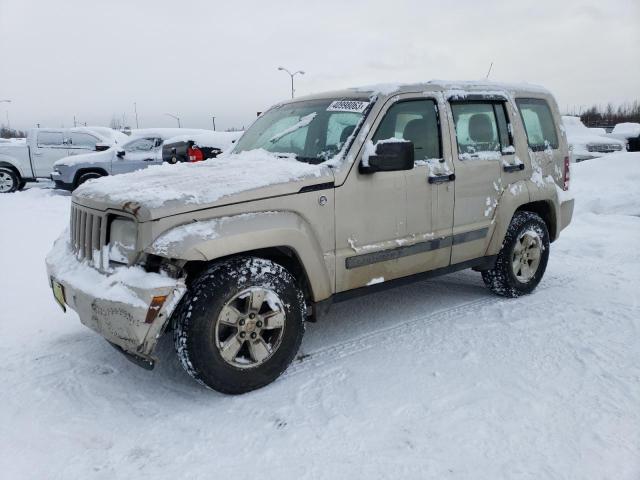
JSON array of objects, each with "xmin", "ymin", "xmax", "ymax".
[
  {"xmin": 72, "ymin": 149, "xmax": 333, "ymax": 221},
  {"xmin": 54, "ymin": 148, "xmax": 115, "ymax": 168}
]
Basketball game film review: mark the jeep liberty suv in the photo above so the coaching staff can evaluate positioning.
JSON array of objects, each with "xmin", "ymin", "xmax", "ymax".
[{"xmin": 46, "ymin": 81, "xmax": 574, "ymax": 394}]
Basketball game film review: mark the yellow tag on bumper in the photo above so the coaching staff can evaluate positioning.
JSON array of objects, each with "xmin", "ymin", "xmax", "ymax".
[{"xmin": 52, "ymin": 280, "xmax": 66, "ymax": 312}]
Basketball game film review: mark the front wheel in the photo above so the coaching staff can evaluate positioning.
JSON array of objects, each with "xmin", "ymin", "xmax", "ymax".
[
  {"xmin": 174, "ymin": 257, "xmax": 306, "ymax": 394},
  {"xmin": 482, "ymin": 211, "xmax": 550, "ymax": 297}
]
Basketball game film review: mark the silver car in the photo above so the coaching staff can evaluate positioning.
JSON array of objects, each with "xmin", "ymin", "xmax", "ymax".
[{"xmin": 51, "ymin": 135, "xmax": 166, "ymax": 191}]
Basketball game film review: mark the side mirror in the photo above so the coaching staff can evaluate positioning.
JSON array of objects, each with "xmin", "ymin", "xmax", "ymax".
[
  {"xmin": 116, "ymin": 149, "xmax": 126, "ymax": 158},
  {"xmin": 95, "ymin": 142, "xmax": 110, "ymax": 152},
  {"xmin": 360, "ymin": 140, "xmax": 414, "ymax": 173}
]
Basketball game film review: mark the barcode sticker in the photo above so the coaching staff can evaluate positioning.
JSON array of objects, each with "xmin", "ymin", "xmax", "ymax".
[{"xmin": 327, "ymin": 100, "xmax": 370, "ymax": 113}]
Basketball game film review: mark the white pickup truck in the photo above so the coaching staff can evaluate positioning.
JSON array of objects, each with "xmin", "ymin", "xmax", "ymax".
[{"xmin": 0, "ymin": 127, "xmax": 127, "ymax": 193}]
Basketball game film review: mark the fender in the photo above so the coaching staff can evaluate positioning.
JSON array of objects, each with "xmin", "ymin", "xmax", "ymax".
[
  {"xmin": 524, "ymin": 178, "xmax": 562, "ymax": 241},
  {"xmin": 0, "ymin": 154, "xmax": 30, "ymax": 178},
  {"xmin": 145, "ymin": 211, "xmax": 333, "ymax": 301},
  {"xmin": 484, "ymin": 180, "xmax": 531, "ymax": 256}
]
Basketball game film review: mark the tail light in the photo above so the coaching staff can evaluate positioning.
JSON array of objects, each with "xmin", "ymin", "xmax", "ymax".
[
  {"xmin": 187, "ymin": 146, "xmax": 204, "ymax": 162},
  {"xmin": 562, "ymin": 155, "xmax": 570, "ymax": 191}
]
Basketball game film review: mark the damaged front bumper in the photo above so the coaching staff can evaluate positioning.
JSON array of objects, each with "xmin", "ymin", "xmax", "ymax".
[{"xmin": 45, "ymin": 234, "xmax": 186, "ymax": 366}]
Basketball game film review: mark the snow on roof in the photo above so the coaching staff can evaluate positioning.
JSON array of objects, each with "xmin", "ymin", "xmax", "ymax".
[
  {"xmin": 74, "ymin": 149, "xmax": 327, "ymax": 209},
  {"xmin": 163, "ymin": 131, "xmax": 243, "ymax": 150},
  {"xmin": 348, "ymin": 79, "xmax": 550, "ymax": 98},
  {"xmin": 611, "ymin": 123, "xmax": 640, "ymax": 138}
]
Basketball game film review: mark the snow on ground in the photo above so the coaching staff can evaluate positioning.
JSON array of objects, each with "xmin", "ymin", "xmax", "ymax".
[{"xmin": 1, "ymin": 154, "xmax": 639, "ymax": 479}]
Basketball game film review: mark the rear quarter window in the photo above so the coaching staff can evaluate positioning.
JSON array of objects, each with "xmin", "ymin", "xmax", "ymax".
[{"xmin": 516, "ymin": 98, "xmax": 559, "ymax": 151}]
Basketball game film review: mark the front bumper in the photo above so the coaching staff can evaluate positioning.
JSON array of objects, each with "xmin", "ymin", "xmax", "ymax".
[
  {"xmin": 45, "ymin": 233, "xmax": 186, "ymax": 363},
  {"xmin": 51, "ymin": 170, "xmax": 74, "ymax": 190}
]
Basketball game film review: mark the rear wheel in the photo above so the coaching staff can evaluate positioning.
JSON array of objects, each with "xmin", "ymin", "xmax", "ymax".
[
  {"xmin": 0, "ymin": 168, "xmax": 19, "ymax": 193},
  {"xmin": 481, "ymin": 211, "xmax": 550, "ymax": 297},
  {"xmin": 174, "ymin": 257, "xmax": 306, "ymax": 394}
]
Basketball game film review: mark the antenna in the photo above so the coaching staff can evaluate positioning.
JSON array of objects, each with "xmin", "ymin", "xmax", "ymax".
[{"xmin": 485, "ymin": 61, "xmax": 494, "ymax": 79}]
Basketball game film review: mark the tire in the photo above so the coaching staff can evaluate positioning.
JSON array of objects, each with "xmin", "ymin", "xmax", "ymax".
[
  {"xmin": 174, "ymin": 257, "xmax": 306, "ymax": 394},
  {"xmin": 0, "ymin": 168, "xmax": 20, "ymax": 193},
  {"xmin": 168, "ymin": 155, "xmax": 178, "ymax": 164},
  {"xmin": 481, "ymin": 211, "xmax": 550, "ymax": 298},
  {"xmin": 75, "ymin": 172, "xmax": 103, "ymax": 189}
]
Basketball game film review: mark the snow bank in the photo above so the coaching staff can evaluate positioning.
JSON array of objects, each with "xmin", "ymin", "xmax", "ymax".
[
  {"xmin": 74, "ymin": 149, "xmax": 328, "ymax": 209},
  {"xmin": 571, "ymin": 152, "xmax": 640, "ymax": 215}
]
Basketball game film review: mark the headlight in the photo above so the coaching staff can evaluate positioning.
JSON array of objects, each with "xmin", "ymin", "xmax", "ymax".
[{"xmin": 109, "ymin": 217, "xmax": 137, "ymax": 264}]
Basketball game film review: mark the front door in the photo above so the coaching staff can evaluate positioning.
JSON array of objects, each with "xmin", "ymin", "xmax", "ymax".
[
  {"xmin": 448, "ymin": 99, "xmax": 512, "ymax": 264},
  {"xmin": 111, "ymin": 137, "xmax": 162, "ymax": 175},
  {"xmin": 335, "ymin": 95, "xmax": 454, "ymax": 292}
]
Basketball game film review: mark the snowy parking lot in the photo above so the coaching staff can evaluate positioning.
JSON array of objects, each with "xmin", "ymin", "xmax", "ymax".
[{"xmin": 1, "ymin": 153, "xmax": 639, "ymax": 479}]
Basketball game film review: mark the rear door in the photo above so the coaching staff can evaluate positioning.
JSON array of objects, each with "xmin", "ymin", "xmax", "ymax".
[
  {"xmin": 448, "ymin": 98, "xmax": 513, "ymax": 264},
  {"xmin": 32, "ymin": 131, "xmax": 67, "ymax": 177}
]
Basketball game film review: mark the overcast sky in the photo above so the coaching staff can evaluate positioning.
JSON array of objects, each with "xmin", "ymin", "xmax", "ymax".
[{"xmin": 1, "ymin": 0, "xmax": 638, "ymax": 131}]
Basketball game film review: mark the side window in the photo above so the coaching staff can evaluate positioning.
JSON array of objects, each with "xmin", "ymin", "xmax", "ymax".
[
  {"xmin": 69, "ymin": 132, "xmax": 99, "ymax": 149},
  {"xmin": 37, "ymin": 131, "xmax": 64, "ymax": 147},
  {"xmin": 516, "ymin": 98, "xmax": 559, "ymax": 151},
  {"xmin": 124, "ymin": 137, "xmax": 155, "ymax": 152},
  {"xmin": 450, "ymin": 102, "xmax": 512, "ymax": 158},
  {"xmin": 372, "ymin": 99, "xmax": 441, "ymax": 161}
]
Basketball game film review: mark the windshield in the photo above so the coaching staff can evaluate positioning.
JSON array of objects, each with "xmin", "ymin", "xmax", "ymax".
[{"xmin": 233, "ymin": 98, "xmax": 370, "ymax": 164}]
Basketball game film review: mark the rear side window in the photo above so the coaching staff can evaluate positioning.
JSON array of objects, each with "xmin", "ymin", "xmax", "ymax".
[
  {"xmin": 69, "ymin": 132, "xmax": 99, "ymax": 149},
  {"xmin": 37, "ymin": 132, "xmax": 64, "ymax": 147},
  {"xmin": 372, "ymin": 99, "xmax": 441, "ymax": 161},
  {"xmin": 516, "ymin": 98, "xmax": 559, "ymax": 150},
  {"xmin": 450, "ymin": 101, "xmax": 512, "ymax": 159}
]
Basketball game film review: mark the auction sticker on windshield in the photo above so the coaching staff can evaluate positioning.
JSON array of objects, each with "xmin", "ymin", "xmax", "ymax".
[{"xmin": 327, "ymin": 100, "xmax": 370, "ymax": 113}]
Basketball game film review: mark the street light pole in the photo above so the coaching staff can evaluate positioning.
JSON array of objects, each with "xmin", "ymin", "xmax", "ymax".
[
  {"xmin": 277, "ymin": 67, "xmax": 305, "ymax": 98},
  {"xmin": 212, "ymin": 116, "xmax": 216, "ymax": 131},
  {"xmin": 164, "ymin": 113, "xmax": 181, "ymax": 128},
  {"xmin": 134, "ymin": 102, "xmax": 139, "ymax": 128},
  {"xmin": 0, "ymin": 100, "xmax": 11, "ymax": 130}
]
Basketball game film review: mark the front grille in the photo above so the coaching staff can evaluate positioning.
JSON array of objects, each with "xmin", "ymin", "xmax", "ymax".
[
  {"xmin": 587, "ymin": 144, "xmax": 623, "ymax": 153},
  {"xmin": 70, "ymin": 204, "xmax": 107, "ymax": 266}
]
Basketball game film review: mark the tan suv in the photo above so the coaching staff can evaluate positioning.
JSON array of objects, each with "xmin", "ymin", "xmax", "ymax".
[{"xmin": 46, "ymin": 81, "xmax": 574, "ymax": 394}]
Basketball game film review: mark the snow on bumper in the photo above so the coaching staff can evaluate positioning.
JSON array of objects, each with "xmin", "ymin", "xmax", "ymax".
[{"xmin": 45, "ymin": 231, "xmax": 186, "ymax": 360}]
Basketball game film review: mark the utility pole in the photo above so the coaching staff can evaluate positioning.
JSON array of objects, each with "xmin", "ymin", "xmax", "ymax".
[
  {"xmin": 278, "ymin": 67, "xmax": 305, "ymax": 98},
  {"xmin": 73, "ymin": 115, "xmax": 77, "ymax": 127},
  {"xmin": 134, "ymin": 102, "xmax": 139, "ymax": 128},
  {"xmin": 212, "ymin": 116, "xmax": 216, "ymax": 131}
]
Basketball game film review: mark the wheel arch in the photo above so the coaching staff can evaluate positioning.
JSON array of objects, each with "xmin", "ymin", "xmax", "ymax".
[
  {"xmin": 516, "ymin": 200, "xmax": 557, "ymax": 241},
  {"xmin": 146, "ymin": 211, "xmax": 333, "ymax": 303},
  {"xmin": 73, "ymin": 167, "xmax": 108, "ymax": 188}
]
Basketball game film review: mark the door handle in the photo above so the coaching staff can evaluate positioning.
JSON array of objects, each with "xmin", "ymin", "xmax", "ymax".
[
  {"xmin": 503, "ymin": 163, "xmax": 525, "ymax": 173},
  {"xmin": 143, "ymin": 158, "xmax": 154, "ymax": 162},
  {"xmin": 428, "ymin": 173, "xmax": 455, "ymax": 184},
  {"xmin": 33, "ymin": 152, "xmax": 43, "ymax": 156}
]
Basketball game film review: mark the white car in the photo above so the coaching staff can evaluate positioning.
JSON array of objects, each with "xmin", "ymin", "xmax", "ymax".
[
  {"xmin": 561, "ymin": 116, "xmax": 626, "ymax": 162},
  {"xmin": 0, "ymin": 127, "xmax": 127, "ymax": 193}
]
